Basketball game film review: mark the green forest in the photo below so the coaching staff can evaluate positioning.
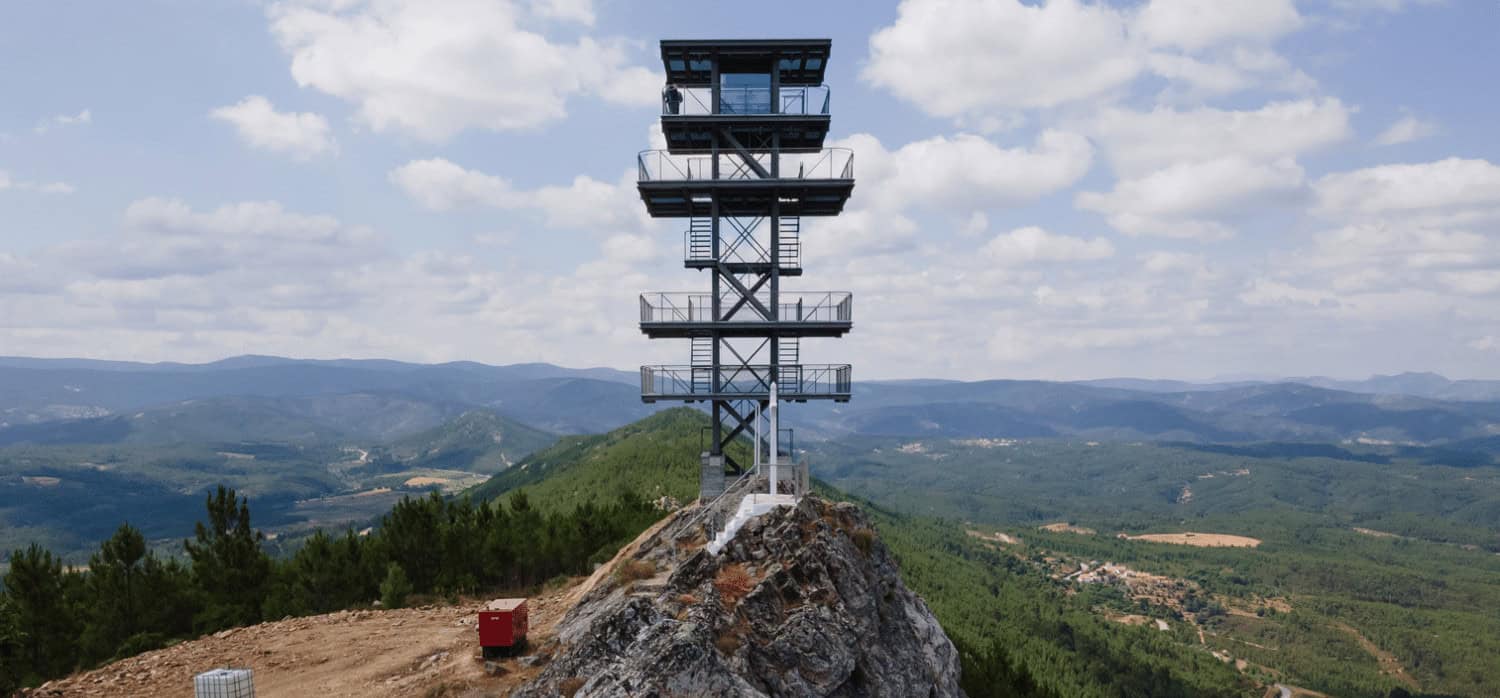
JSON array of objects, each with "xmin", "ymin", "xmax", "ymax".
[
  {"xmin": 0, "ymin": 483, "xmax": 664, "ymax": 693},
  {"xmin": 3, "ymin": 409, "xmax": 1494, "ymax": 697}
]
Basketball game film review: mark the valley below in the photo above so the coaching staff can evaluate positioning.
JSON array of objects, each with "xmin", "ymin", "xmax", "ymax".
[{"xmin": 4, "ymin": 358, "xmax": 1500, "ymax": 696}]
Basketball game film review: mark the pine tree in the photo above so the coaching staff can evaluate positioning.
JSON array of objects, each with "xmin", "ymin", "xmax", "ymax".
[
  {"xmin": 0, "ymin": 592, "xmax": 28, "ymax": 695},
  {"xmin": 2, "ymin": 544, "xmax": 77, "ymax": 680},
  {"xmin": 81, "ymin": 523, "xmax": 149, "ymax": 662},
  {"xmin": 379, "ymin": 563, "xmax": 413, "ymax": 609},
  {"xmin": 184, "ymin": 486, "xmax": 271, "ymax": 631}
]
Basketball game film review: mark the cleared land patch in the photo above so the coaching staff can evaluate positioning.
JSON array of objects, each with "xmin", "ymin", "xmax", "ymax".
[
  {"xmin": 1122, "ymin": 532, "xmax": 1262, "ymax": 548},
  {"xmin": 1040, "ymin": 522, "xmax": 1096, "ymax": 535}
]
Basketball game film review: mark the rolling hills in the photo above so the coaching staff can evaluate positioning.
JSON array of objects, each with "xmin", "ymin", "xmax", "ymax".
[{"xmin": 6, "ymin": 357, "xmax": 1500, "ymax": 450}]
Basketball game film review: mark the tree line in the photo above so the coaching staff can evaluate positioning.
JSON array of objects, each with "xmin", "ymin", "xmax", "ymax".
[{"xmin": 0, "ymin": 484, "xmax": 663, "ymax": 692}]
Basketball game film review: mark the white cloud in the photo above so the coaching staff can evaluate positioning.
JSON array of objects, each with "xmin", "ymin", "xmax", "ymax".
[
  {"xmin": 0, "ymin": 169, "xmax": 75, "ymax": 195},
  {"xmin": 987, "ymin": 323, "xmax": 1177, "ymax": 363},
  {"xmin": 864, "ymin": 0, "xmax": 1315, "ymax": 126},
  {"xmin": 1087, "ymin": 99, "xmax": 1352, "ymax": 175},
  {"xmin": 33, "ymin": 109, "xmax": 91, "ymax": 134},
  {"xmin": 838, "ymin": 130, "xmax": 1094, "ymax": 211},
  {"xmin": 865, "ymin": 0, "xmax": 1140, "ymax": 118},
  {"xmin": 55, "ymin": 198, "xmax": 382, "ymax": 281},
  {"xmin": 1077, "ymin": 157, "xmax": 1306, "ymax": 239},
  {"xmin": 529, "ymin": 0, "xmax": 594, "ymax": 25},
  {"xmin": 267, "ymin": 0, "xmax": 657, "ymax": 141},
  {"xmin": 1314, "ymin": 158, "xmax": 1500, "ymax": 218},
  {"xmin": 1329, "ymin": 0, "xmax": 1441, "ymax": 13},
  {"xmin": 1438, "ymin": 270, "xmax": 1500, "ymax": 296},
  {"xmin": 388, "ymin": 158, "xmax": 513, "ymax": 210},
  {"xmin": 984, "ymin": 226, "xmax": 1114, "ymax": 265},
  {"xmin": 1135, "ymin": 0, "xmax": 1302, "ymax": 51},
  {"xmin": 1076, "ymin": 99, "xmax": 1348, "ymax": 238},
  {"xmin": 0, "ymin": 195, "xmax": 689, "ymax": 369},
  {"xmin": 210, "ymin": 95, "xmax": 337, "ymax": 159},
  {"xmin": 388, "ymin": 157, "xmax": 648, "ymax": 231},
  {"xmin": 1139, "ymin": 251, "xmax": 1206, "ymax": 275},
  {"xmin": 1373, "ymin": 114, "xmax": 1439, "ymax": 146},
  {"xmin": 1238, "ymin": 278, "xmax": 1337, "ymax": 307},
  {"xmin": 0, "ymin": 253, "xmax": 53, "ymax": 293}
]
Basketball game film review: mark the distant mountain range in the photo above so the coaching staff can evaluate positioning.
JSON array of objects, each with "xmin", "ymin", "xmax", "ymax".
[
  {"xmin": 1081, "ymin": 371, "xmax": 1500, "ymax": 402},
  {"xmin": 2, "ymin": 356, "xmax": 1499, "ymax": 449},
  {"xmin": 0, "ymin": 355, "xmax": 646, "ymax": 435}
]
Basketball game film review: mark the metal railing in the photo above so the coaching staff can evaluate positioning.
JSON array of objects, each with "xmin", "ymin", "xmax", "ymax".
[
  {"xmin": 640, "ymin": 292, "xmax": 852, "ymax": 324},
  {"xmin": 641, "ymin": 364, "xmax": 851, "ymax": 399},
  {"xmin": 638, "ymin": 148, "xmax": 854, "ymax": 183},
  {"xmin": 663, "ymin": 85, "xmax": 831, "ymax": 116}
]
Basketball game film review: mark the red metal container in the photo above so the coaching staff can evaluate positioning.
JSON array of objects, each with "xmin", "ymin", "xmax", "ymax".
[{"xmin": 478, "ymin": 598, "xmax": 528, "ymax": 658}]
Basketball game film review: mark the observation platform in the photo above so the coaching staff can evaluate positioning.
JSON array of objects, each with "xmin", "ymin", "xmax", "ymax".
[
  {"xmin": 639, "ymin": 292, "xmax": 852, "ymax": 338},
  {"xmin": 640, "ymin": 364, "xmax": 851, "ymax": 403},
  {"xmin": 660, "ymin": 85, "xmax": 831, "ymax": 154},
  {"xmin": 637, "ymin": 148, "xmax": 854, "ymax": 217},
  {"xmin": 661, "ymin": 39, "xmax": 831, "ymax": 87}
]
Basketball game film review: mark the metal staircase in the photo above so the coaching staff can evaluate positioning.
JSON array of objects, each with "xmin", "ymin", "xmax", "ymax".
[
  {"xmin": 686, "ymin": 218, "xmax": 713, "ymax": 263},
  {"xmin": 690, "ymin": 336, "xmax": 713, "ymax": 394},
  {"xmin": 779, "ymin": 216, "xmax": 800, "ymax": 268}
]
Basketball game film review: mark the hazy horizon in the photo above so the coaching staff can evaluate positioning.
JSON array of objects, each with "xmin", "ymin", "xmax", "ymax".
[{"xmin": 3, "ymin": 351, "xmax": 1497, "ymax": 385}]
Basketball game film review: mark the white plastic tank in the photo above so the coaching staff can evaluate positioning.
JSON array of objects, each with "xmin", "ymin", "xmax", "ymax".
[{"xmin": 194, "ymin": 668, "xmax": 255, "ymax": 698}]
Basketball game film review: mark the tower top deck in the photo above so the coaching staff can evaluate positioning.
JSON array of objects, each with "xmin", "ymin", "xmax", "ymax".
[{"xmin": 660, "ymin": 39, "xmax": 832, "ymax": 87}]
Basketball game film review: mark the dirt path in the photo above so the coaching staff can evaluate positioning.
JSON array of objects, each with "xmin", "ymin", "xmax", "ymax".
[
  {"xmin": 23, "ymin": 592, "xmax": 575, "ymax": 698},
  {"xmin": 1332, "ymin": 621, "xmax": 1419, "ymax": 691}
]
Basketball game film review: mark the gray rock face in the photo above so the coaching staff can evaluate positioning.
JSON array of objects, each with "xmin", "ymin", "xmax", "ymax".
[{"xmin": 515, "ymin": 495, "xmax": 966, "ymax": 698}]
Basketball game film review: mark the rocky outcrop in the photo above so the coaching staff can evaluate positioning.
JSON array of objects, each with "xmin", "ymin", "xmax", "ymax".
[{"xmin": 515, "ymin": 494, "xmax": 965, "ymax": 697}]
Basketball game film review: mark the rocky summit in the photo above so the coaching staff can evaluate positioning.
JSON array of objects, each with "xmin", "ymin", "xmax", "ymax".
[{"xmin": 515, "ymin": 492, "xmax": 965, "ymax": 697}]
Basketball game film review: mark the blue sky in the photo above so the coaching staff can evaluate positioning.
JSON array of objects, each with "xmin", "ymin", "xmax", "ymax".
[{"xmin": 2, "ymin": 0, "xmax": 1498, "ymax": 380}]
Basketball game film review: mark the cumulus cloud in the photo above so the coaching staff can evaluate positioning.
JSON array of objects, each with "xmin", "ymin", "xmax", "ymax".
[
  {"xmin": 864, "ymin": 0, "xmax": 1314, "ymax": 126},
  {"xmin": 1134, "ymin": 0, "xmax": 1302, "ymax": 51},
  {"xmin": 267, "ymin": 0, "xmax": 657, "ymax": 141},
  {"xmin": 1238, "ymin": 278, "xmax": 1337, "ymax": 307},
  {"xmin": 529, "ymin": 0, "xmax": 595, "ymax": 25},
  {"xmin": 0, "ymin": 196, "xmax": 687, "ymax": 368},
  {"xmin": 1074, "ymin": 99, "xmax": 1349, "ymax": 238},
  {"xmin": 865, "ymin": 0, "xmax": 1140, "ymax": 119},
  {"xmin": 33, "ymin": 108, "xmax": 91, "ymax": 134},
  {"xmin": 52, "ymin": 198, "xmax": 382, "ymax": 281},
  {"xmin": 1077, "ymin": 157, "xmax": 1307, "ymax": 239},
  {"xmin": 1086, "ymin": 99, "xmax": 1352, "ymax": 175},
  {"xmin": 0, "ymin": 169, "xmax": 75, "ymax": 195},
  {"xmin": 1313, "ymin": 158, "xmax": 1500, "ymax": 218},
  {"xmin": 388, "ymin": 158, "xmax": 647, "ymax": 231},
  {"xmin": 210, "ymin": 95, "xmax": 337, "ymax": 159},
  {"xmin": 984, "ymin": 226, "xmax": 1115, "ymax": 265},
  {"xmin": 1374, "ymin": 114, "xmax": 1438, "ymax": 146},
  {"xmin": 836, "ymin": 130, "xmax": 1094, "ymax": 211}
]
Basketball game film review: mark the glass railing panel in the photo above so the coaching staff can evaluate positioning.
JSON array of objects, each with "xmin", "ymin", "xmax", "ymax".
[{"xmin": 662, "ymin": 86, "xmax": 831, "ymax": 116}]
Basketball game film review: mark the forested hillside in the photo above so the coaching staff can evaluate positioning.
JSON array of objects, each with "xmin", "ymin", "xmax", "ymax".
[{"xmin": 816, "ymin": 436, "xmax": 1500, "ymax": 696}]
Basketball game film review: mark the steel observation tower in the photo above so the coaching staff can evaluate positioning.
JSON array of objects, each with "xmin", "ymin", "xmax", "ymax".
[{"xmin": 637, "ymin": 39, "xmax": 855, "ymax": 501}]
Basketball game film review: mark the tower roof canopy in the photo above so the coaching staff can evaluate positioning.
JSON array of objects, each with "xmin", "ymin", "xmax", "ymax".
[{"xmin": 661, "ymin": 39, "xmax": 831, "ymax": 87}]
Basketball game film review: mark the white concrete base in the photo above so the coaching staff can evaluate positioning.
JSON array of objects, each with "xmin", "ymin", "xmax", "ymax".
[{"xmin": 707, "ymin": 493, "xmax": 798, "ymax": 555}]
